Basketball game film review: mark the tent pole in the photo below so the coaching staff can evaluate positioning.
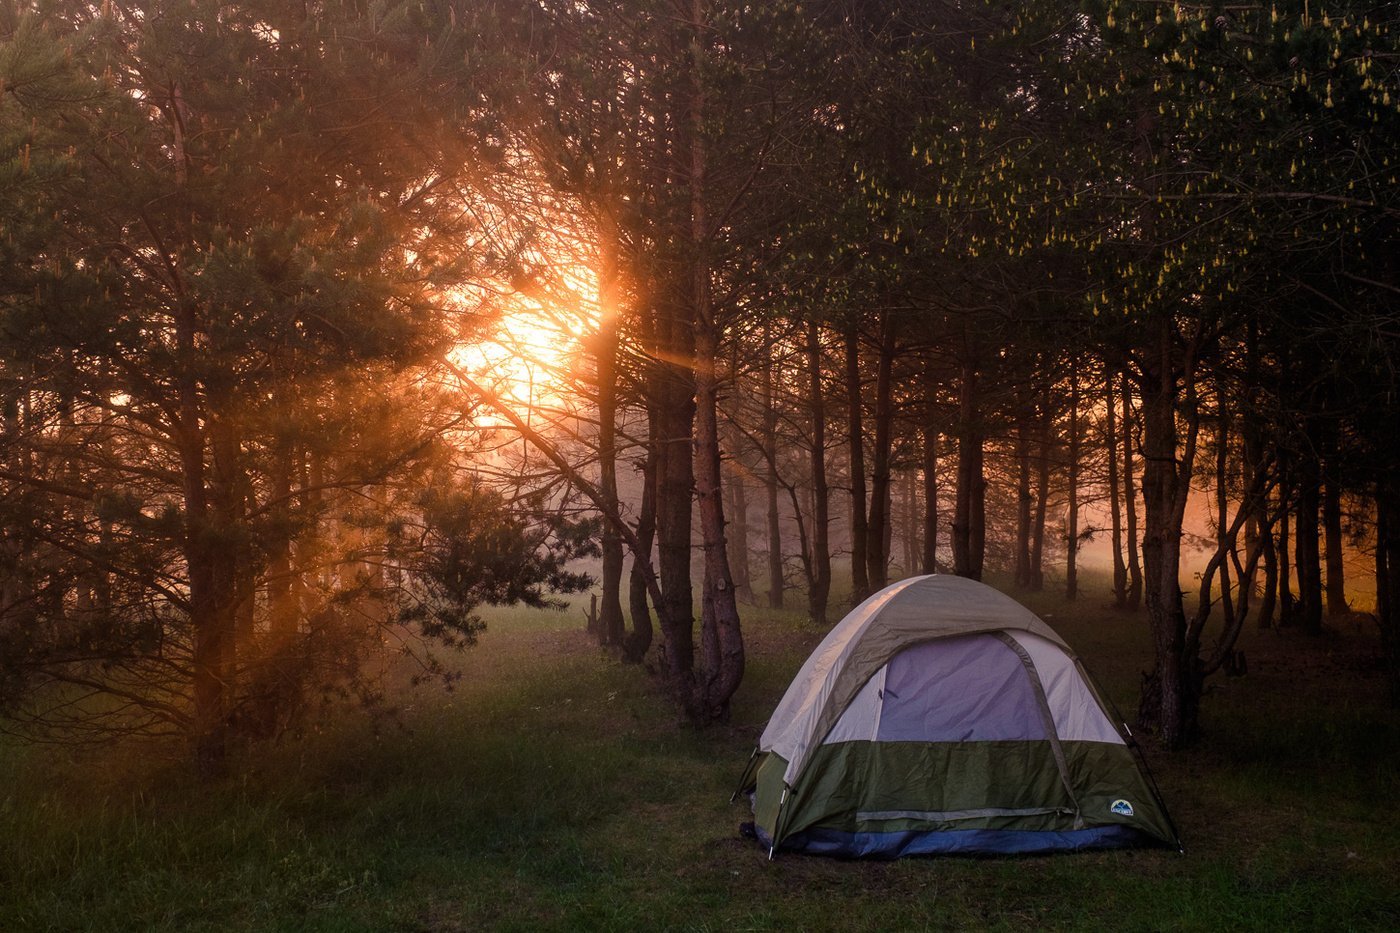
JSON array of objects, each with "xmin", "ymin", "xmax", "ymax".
[
  {"xmin": 730, "ymin": 746, "xmax": 760, "ymax": 804},
  {"xmin": 769, "ymin": 786, "xmax": 790, "ymax": 860}
]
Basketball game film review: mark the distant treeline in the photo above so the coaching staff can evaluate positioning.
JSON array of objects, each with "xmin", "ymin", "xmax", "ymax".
[{"xmin": 1, "ymin": 1, "xmax": 1396, "ymax": 766}]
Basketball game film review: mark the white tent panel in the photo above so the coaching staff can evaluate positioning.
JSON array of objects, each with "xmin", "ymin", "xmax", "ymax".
[
  {"xmin": 760, "ymin": 578, "xmax": 919, "ymax": 767},
  {"xmin": 1007, "ymin": 631, "xmax": 1125, "ymax": 745},
  {"xmin": 824, "ymin": 664, "xmax": 886, "ymax": 744}
]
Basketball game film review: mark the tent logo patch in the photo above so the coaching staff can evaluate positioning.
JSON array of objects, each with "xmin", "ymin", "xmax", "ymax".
[{"xmin": 1110, "ymin": 799, "xmax": 1134, "ymax": 817}]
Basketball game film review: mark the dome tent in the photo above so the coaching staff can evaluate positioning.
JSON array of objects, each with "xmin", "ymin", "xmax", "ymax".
[{"xmin": 735, "ymin": 574, "xmax": 1180, "ymax": 858}]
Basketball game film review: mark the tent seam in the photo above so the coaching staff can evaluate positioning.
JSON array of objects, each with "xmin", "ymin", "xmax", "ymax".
[{"xmin": 993, "ymin": 631, "xmax": 1084, "ymax": 829}]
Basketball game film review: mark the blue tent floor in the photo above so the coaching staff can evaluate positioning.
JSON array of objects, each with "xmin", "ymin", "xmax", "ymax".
[{"xmin": 754, "ymin": 823, "xmax": 1167, "ymax": 859}]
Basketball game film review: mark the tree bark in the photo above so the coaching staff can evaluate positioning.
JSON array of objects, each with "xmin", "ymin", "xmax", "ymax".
[
  {"xmin": 761, "ymin": 327, "xmax": 783, "ymax": 609},
  {"xmin": 1277, "ymin": 454, "xmax": 1294, "ymax": 624},
  {"xmin": 1323, "ymin": 459, "xmax": 1347, "ymax": 617},
  {"xmin": 594, "ymin": 220, "xmax": 626, "ymax": 647},
  {"xmin": 807, "ymin": 321, "xmax": 832, "ymax": 626},
  {"xmin": 1189, "ymin": 415, "xmax": 1271, "ymax": 680},
  {"xmin": 865, "ymin": 313, "xmax": 895, "ymax": 590},
  {"xmin": 1137, "ymin": 317, "xmax": 1202, "ymax": 749},
  {"xmin": 188, "ymin": 433, "xmax": 241, "ymax": 774},
  {"xmin": 1066, "ymin": 360, "xmax": 1081, "ymax": 600},
  {"xmin": 1213, "ymin": 399, "xmax": 1234, "ymax": 641},
  {"xmin": 724, "ymin": 440, "xmax": 753, "ymax": 604},
  {"xmin": 694, "ymin": 316, "xmax": 743, "ymax": 719},
  {"xmin": 902, "ymin": 471, "xmax": 918, "ymax": 575},
  {"xmin": 953, "ymin": 355, "xmax": 984, "ymax": 580},
  {"xmin": 1030, "ymin": 395, "xmax": 1051, "ymax": 592},
  {"xmin": 1106, "ymin": 367, "xmax": 1127, "ymax": 607},
  {"xmin": 687, "ymin": 0, "xmax": 742, "ymax": 722},
  {"xmin": 209, "ymin": 413, "xmax": 246, "ymax": 733},
  {"xmin": 1258, "ymin": 520, "xmax": 1279, "ymax": 631},
  {"xmin": 921, "ymin": 353, "xmax": 939, "ymax": 575},
  {"xmin": 1014, "ymin": 397, "xmax": 1033, "ymax": 589},
  {"xmin": 1242, "ymin": 323, "xmax": 1276, "ymax": 630},
  {"xmin": 654, "ymin": 304, "xmax": 696, "ymax": 695},
  {"xmin": 177, "ymin": 296, "xmax": 231, "ymax": 774},
  {"xmin": 1296, "ymin": 451, "xmax": 1324, "ymax": 636},
  {"xmin": 625, "ymin": 418, "xmax": 658, "ymax": 663},
  {"xmin": 268, "ymin": 445, "xmax": 297, "ymax": 648},
  {"xmin": 845, "ymin": 322, "xmax": 869, "ymax": 600},
  {"xmin": 1122, "ymin": 369, "xmax": 1143, "ymax": 609}
]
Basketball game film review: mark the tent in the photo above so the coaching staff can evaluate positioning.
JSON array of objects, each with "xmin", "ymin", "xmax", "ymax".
[{"xmin": 735, "ymin": 574, "xmax": 1180, "ymax": 858}]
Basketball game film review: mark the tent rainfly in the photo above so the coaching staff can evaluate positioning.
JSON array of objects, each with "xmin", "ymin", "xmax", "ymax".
[{"xmin": 735, "ymin": 575, "xmax": 1180, "ymax": 858}]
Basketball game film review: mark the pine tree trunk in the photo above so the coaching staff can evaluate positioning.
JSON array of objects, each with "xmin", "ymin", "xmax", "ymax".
[
  {"xmin": 761, "ymin": 328, "xmax": 783, "ymax": 609},
  {"xmin": 268, "ymin": 446, "xmax": 297, "ymax": 648},
  {"xmin": 694, "ymin": 316, "xmax": 743, "ymax": 720},
  {"xmin": 1213, "ymin": 399, "xmax": 1234, "ymax": 635},
  {"xmin": 845, "ymin": 323, "xmax": 869, "ymax": 600},
  {"xmin": 1030, "ymin": 397, "xmax": 1051, "ymax": 592},
  {"xmin": 1295, "ymin": 459, "xmax": 1323, "ymax": 636},
  {"xmin": 1278, "ymin": 455, "xmax": 1294, "ymax": 624},
  {"xmin": 866, "ymin": 314, "xmax": 895, "ymax": 590},
  {"xmin": 953, "ymin": 356, "xmax": 984, "ymax": 580},
  {"xmin": 1137, "ymin": 318, "xmax": 1201, "ymax": 749},
  {"xmin": 209, "ymin": 415, "xmax": 245, "ymax": 738},
  {"xmin": 807, "ymin": 321, "xmax": 832, "ymax": 626},
  {"xmin": 190, "ymin": 466, "xmax": 242, "ymax": 772},
  {"xmin": 234, "ymin": 577, "xmax": 255, "ymax": 668},
  {"xmin": 625, "ymin": 416, "xmax": 658, "ymax": 663},
  {"xmin": 595, "ymin": 222, "xmax": 626, "ymax": 647},
  {"xmin": 1123, "ymin": 369, "xmax": 1143, "ymax": 609},
  {"xmin": 723, "ymin": 336, "xmax": 753, "ymax": 606},
  {"xmin": 1258, "ymin": 521, "xmax": 1278, "ymax": 631},
  {"xmin": 1106, "ymin": 369, "xmax": 1127, "ymax": 608},
  {"xmin": 724, "ymin": 442, "xmax": 753, "ymax": 604},
  {"xmin": 1241, "ymin": 322, "xmax": 1275, "ymax": 630},
  {"xmin": 1323, "ymin": 461, "xmax": 1347, "ymax": 617},
  {"xmin": 687, "ymin": 0, "xmax": 742, "ymax": 722},
  {"xmin": 922, "ymin": 355, "xmax": 939, "ymax": 575},
  {"xmin": 1066, "ymin": 361, "xmax": 1081, "ymax": 600},
  {"xmin": 654, "ymin": 308, "xmax": 696, "ymax": 698},
  {"xmin": 903, "ymin": 471, "xmax": 919, "ymax": 575},
  {"xmin": 1014, "ymin": 402, "xmax": 1033, "ymax": 589},
  {"xmin": 177, "ymin": 300, "xmax": 230, "ymax": 775},
  {"xmin": 883, "ymin": 482, "xmax": 895, "ymax": 578}
]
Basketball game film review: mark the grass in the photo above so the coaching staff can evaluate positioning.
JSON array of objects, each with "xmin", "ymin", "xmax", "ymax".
[{"xmin": 2, "ymin": 574, "xmax": 1399, "ymax": 931}]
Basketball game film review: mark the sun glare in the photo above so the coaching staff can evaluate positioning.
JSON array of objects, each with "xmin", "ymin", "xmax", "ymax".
[
  {"xmin": 443, "ymin": 171, "xmax": 603, "ymax": 434},
  {"xmin": 449, "ymin": 283, "xmax": 595, "ymax": 431}
]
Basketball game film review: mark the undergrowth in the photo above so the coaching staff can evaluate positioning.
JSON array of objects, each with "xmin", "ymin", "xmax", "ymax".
[{"xmin": 2, "ymin": 576, "xmax": 1398, "ymax": 931}]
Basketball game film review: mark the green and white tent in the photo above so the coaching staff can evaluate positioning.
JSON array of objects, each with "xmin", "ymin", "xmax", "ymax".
[{"xmin": 737, "ymin": 575, "xmax": 1180, "ymax": 857}]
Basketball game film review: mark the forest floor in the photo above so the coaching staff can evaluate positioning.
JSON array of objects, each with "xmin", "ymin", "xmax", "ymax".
[{"xmin": 3, "ymin": 573, "xmax": 1399, "ymax": 931}]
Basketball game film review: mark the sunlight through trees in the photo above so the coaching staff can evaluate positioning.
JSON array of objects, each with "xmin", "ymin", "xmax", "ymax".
[{"xmin": 2, "ymin": 0, "xmax": 1398, "ymax": 763}]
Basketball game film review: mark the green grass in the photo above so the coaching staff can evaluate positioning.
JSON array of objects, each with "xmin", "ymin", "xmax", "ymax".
[{"xmin": 3, "ymin": 577, "xmax": 1399, "ymax": 931}]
